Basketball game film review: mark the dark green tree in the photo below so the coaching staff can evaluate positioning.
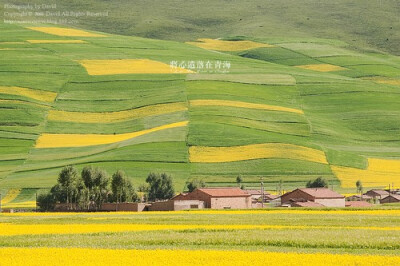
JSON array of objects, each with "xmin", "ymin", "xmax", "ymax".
[
  {"xmin": 306, "ymin": 177, "xmax": 328, "ymax": 188},
  {"xmin": 57, "ymin": 165, "xmax": 79, "ymax": 208},
  {"xmin": 146, "ymin": 172, "xmax": 174, "ymax": 201},
  {"xmin": 186, "ymin": 178, "xmax": 206, "ymax": 192}
]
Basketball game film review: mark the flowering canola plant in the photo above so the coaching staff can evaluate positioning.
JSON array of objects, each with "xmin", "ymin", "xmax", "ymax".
[
  {"xmin": 189, "ymin": 143, "xmax": 328, "ymax": 164},
  {"xmin": 27, "ymin": 27, "xmax": 105, "ymax": 37},
  {"xmin": 0, "ymin": 86, "xmax": 57, "ymax": 103},
  {"xmin": 295, "ymin": 64, "xmax": 346, "ymax": 72},
  {"xmin": 1, "ymin": 248, "xmax": 399, "ymax": 266},
  {"xmin": 35, "ymin": 121, "xmax": 188, "ymax": 148},
  {"xmin": 78, "ymin": 59, "xmax": 193, "ymax": 75},
  {"xmin": 47, "ymin": 102, "xmax": 187, "ymax": 123},
  {"xmin": 331, "ymin": 158, "xmax": 400, "ymax": 187},
  {"xmin": 190, "ymin": 99, "xmax": 304, "ymax": 114},
  {"xmin": 187, "ymin": 38, "xmax": 274, "ymax": 51}
]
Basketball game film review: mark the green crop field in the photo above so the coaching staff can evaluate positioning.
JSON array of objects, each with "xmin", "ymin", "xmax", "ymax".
[{"xmin": 1, "ymin": 209, "xmax": 400, "ymax": 264}]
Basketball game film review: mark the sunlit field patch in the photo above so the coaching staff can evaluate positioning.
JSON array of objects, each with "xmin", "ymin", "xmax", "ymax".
[
  {"xmin": 331, "ymin": 158, "xmax": 400, "ymax": 188},
  {"xmin": 1, "ymin": 201, "xmax": 36, "ymax": 209},
  {"xmin": 0, "ymin": 99, "xmax": 51, "ymax": 108},
  {"xmin": 35, "ymin": 121, "xmax": 188, "ymax": 148},
  {"xmin": 187, "ymin": 38, "xmax": 274, "ymax": 51},
  {"xmin": 189, "ymin": 143, "xmax": 327, "ymax": 164},
  {"xmin": 0, "ymin": 86, "xmax": 57, "ymax": 103},
  {"xmin": 27, "ymin": 40, "xmax": 87, "ymax": 44},
  {"xmin": 1, "ymin": 248, "xmax": 399, "ymax": 266},
  {"xmin": 0, "ymin": 189, "xmax": 21, "ymax": 204},
  {"xmin": 27, "ymin": 27, "xmax": 105, "ymax": 37},
  {"xmin": 47, "ymin": 102, "xmax": 187, "ymax": 123},
  {"xmin": 295, "ymin": 64, "xmax": 346, "ymax": 72},
  {"xmin": 1, "ymin": 223, "xmax": 400, "ymax": 236},
  {"xmin": 78, "ymin": 59, "xmax": 194, "ymax": 75},
  {"xmin": 190, "ymin": 99, "xmax": 303, "ymax": 114}
]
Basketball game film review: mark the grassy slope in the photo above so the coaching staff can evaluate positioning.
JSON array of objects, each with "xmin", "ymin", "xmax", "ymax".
[
  {"xmin": 0, "ymin": 20, "xmax": 399, "ymax": 199},
  {"xmin": 1, "ymin": 0, "xmax": 398, "ymax": 55}
]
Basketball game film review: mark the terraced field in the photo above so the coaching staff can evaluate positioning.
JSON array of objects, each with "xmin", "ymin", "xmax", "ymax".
[{"xmin": 1, "ymin": 23, "xmax": 400, "ymax": 203}]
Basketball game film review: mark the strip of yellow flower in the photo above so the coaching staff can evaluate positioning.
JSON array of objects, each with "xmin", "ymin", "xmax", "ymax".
[
  {"xmin": 3, "ymin": 209, "xmax": 400, "ymax": 217},
  {"xmin": 47, "ymin": 102, "xmax": 187, "ymax": 123},
  {"xmin": 295, "ymin": 64, "xmax": 346, "ymax": 72},
  {"xmin": 1, "ymin": 223, "xmax": 400, "ymax": 236},
  {"xmin": 35, "ymin": 121, "xmax": 188, "ymax": 148},
  {"xmin": 186, "ymin": 38, "xmax": 274, "ymax": 51},
  {"xmin": 1, "ymin": 189, "xmax": 21, "ymax": 204},
  {"xmin": 363, "ymin": 77, "xmax": 400, "ymax": 86},
  {"xmin": 1, "ymin": 248, "xmax": 400, "ymax": 266},
  {"xmin": 189, "ymin": 143, "xmax": 328, "ymax": 164},
  {"xmin": 27, "ymin": 40, "xmax": 87, "ymax": 44},
  {"xmin": 331, "ymin": 158, "xmax": 400, "ymax": 188},
  {"xmin": 78, "ymin": 59, "xmax": 194, "ymax": 75},
  {"xmin": 1, "ymin": 201, "xmax": 36, "ymax": 209},
  {"xmin": 0, "ymin": 99, "xmax": 51, "ymax": 108},
  {"xmin": 0, "ymin": 86, "xmax": 57, "ymax": 103},
  {"xmin": 27, "ymin": 27, "xmax": 105, "ymax": 37},
  {"xmin": 190, "ymin": 99, "xmax": 303, "ymax": 114}
]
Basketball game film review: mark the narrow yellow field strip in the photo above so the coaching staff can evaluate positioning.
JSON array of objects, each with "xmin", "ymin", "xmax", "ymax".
[
  {"xmin": 364, "ymin": 77, "xmax": 400, "ymax": 86},
  {"xmin": 0, "ymin": 86, "xmax": 57, "ymax": 103},
  {"xmin": 27, "ymin": 40, "xmax": 87, "ymax": 44},
  {"xmin": 1, "ymin": 189, "xmax": 21, "ymax": 204},
  {"xmin": 295, "ymin": 64, "xmax": 346, "ymax": 72},
  {"xmin": 78, "ymin": 59, "xmax": 194, "ymax": 75},
  {"xmin": 0, "ymin": 99, "xmax": 51, "ymax": 108},
  {"xmin": 331, "ymin": 158, "xmax": 400, "ymax": 188},
  {"xmin": 187, "ymin": 38, "xmax": 274, "ymax": 51},
  {"xmin": 190, "ymin": 99, "xmax": 303, "ymax": 114},
  {"xmin": 27, "ymin": 27, "xmax": 105, "ymax": 37},
  {"xmin": 47, "ymin": 102, "xmax": 187, "ymax": 123},
  {"xmin": 189, "ymin": 143, "xmax": 327, "ymax": 164},
  {"xmin": 35, "ymin": 121, "xmax": 188, "ymax": 148},
  {"xmin": 1, "ymin": 223, "xmax": 399, "ymax": 236},
  {"xmin": 2, "ymin": 248, "xmax": 399, "ymax": 266},
  {"xmin": 1, "ymin": 201, "xmax": 36, "ymax": 209}
]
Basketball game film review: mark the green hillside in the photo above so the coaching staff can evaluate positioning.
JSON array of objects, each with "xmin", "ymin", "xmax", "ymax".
[{"xmin": 0, "ymin": 22, "xmax": 399, "ymax": 206}]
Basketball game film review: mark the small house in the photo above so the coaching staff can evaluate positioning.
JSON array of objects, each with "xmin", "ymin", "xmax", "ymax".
[{"xmin": 281, "ymin": 188, "xmax": 345, "ymax": 207}]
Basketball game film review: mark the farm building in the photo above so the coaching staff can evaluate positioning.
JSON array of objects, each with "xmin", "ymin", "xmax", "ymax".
[
  {"xmin": 364, "ymin": 189, "xmax": 389, "ymax": 199},
  {"xmin": 380, "ymin": 194, "xmax": 400, "ymax": 204},
  {"xmin": 175, "ymin": 188, "xmax": 252, "ymax": 209},
  {"xmin": 149, "ymin": 200, "xmax": 205, "ymax": 211},
  {"xmin": 346, "ymin": 194, "xmax": 373, "ymax": 202},
  {"xmin": 281, "ymin": 188, "xmax": 345, "ymax": 207}
]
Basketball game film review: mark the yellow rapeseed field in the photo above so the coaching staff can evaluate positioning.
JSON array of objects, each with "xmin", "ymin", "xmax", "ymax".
[
  {"xmin": 186, "ymin": 38, "xmax": 274, "ymax": 51},
  {"xmin": 1, "ymin": 223, "xmax": 399, "ymax": 236},
  {"xmin": 295, "ymin": 64, "xmax": 346, "ymax": 72},
  {"xmin": 35, "ymin": 121, "xmax": 188, "ymax": 148},
  {"xmin": 363, "ymin": 77, "xmax": 400, "ymax": 86},
  {"xmin": 3, "ymin": 209, "xmax": 400, "ymax": 217},
  {"xmin": 189, "ymin": 143, "xmax": 328, "ymax": 164},
  {"xmin": 27, "ymin": 40, "xmax": 87, "ymax": 44},
  {"xmin": 0, "ymin": 86, "xmax": 57, "ymax": 103},
  {"xmin": 1, "ymin": 248, "xmax": 399, "ymax": 266},
  {"xmin": 331, "ymin": 158, "xmax": 400, "ymax": 188},
  {"xmin": 1, "ymin": 189, "xmax": 21, "ymax": 204},
  {"xmin": 78, "ymin": 59, "xmax": 194, "ymax": 75},
  {"xmin": 27, "ymin": 27, "xmax": 105, "ymax": 37},
  {"xmin": 190, "ymin": 99, "xmax": 304, "ymax": 114},
  {"xmin": 47, "ymin": 102, "xmax": 187, "ymax": 123},
  {"xmin": 1, "ymin": 201, "xmax": 36, "ymax": 209}
]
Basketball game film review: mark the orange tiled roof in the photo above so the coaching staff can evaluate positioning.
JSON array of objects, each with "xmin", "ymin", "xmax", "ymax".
[{"xmin": 197, "ymin": 188, "xmax": 251, "ymax": 197}]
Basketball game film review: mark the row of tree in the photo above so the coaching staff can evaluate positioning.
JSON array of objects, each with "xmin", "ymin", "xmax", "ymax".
[{"xmin": 38, "ymin": 165, "xmax": 175, "ymax": 211}]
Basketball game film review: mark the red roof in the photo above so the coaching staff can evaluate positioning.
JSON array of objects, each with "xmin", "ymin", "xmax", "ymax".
[
  {"xmin": 292, "ymin": 201, "xmax": 324, "ymax": 207},
  {"xmin": 345, "ymin": 201, "xmax": 373, "ymax": 207},
  {"xmin": 298, "ymin": 188, "xmax": 344, "ymax": 199},
  {"xmin": 197, "ymin": 188, "xmax": 251, "ymax": 197},
  {"xmin": 382, "ymin": 194, "xmax": 400, "ymax": 201},
  {"xmin": 366, "ymin": 189, "xmax": 389, "ymax": 196},
  {"xmin": 245, "ymin": 189, "xmax": 262, "ymax": 195}
]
